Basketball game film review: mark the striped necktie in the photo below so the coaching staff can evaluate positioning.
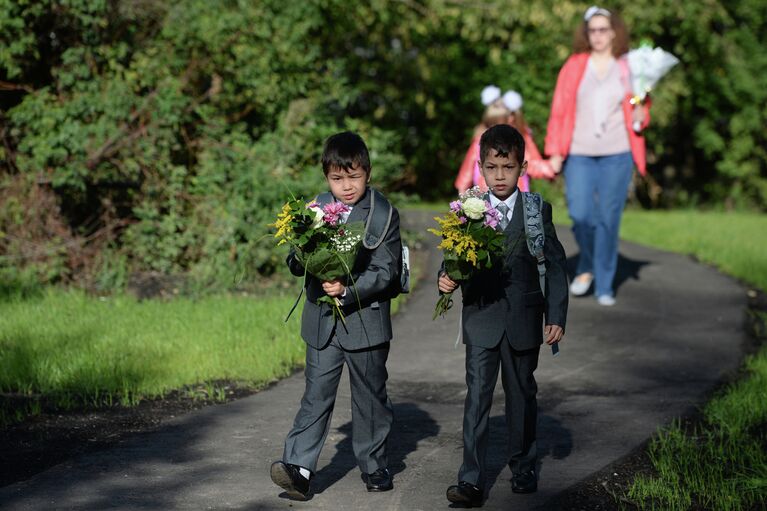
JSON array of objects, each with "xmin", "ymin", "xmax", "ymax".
[{"xmin": 496, "ymin": 202, "xmax": 510, "ymax": 230}]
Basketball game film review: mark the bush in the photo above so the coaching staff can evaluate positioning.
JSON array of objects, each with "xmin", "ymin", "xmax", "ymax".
[{"xmin": 1, "ymin": 0, "xmax": 764, "ymax": 289}]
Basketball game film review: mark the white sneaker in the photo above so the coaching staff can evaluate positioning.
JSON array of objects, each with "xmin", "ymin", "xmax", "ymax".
[
  {"xmin": 597, "ymin": 294, "xmax": 616, "ymax": 306},
  {"xmin": 569, "ymin": 274, "xmax": 594, "ymax": 296}
]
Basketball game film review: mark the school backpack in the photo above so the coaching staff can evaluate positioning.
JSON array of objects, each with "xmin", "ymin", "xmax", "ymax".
[
  {"xmin": 520, "ymin": 192, "xmax": 546, "ymax": 297},
  {"xmin": 520, "ymin": 191, "xmax": 559, "ymax": 356},
  {"xmin": 315, "ymin": 189, "xmax": 410, "ymax": 298}
]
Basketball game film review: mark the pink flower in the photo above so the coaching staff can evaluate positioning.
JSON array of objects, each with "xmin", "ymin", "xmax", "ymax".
[
  {"xmin": 449, "ymin": 200, "xmax": 462, "ymax": 213},
  {"xmin": 483, "ymin": 215, "xmax": 499, "ymax": 229},
  {"xmin": 482, "ymin": 203, "xmax": 502, "ymax": 229},
  {"xmin": 458, "ymin": 216, "xmax": 468, "ymax": 224},
  {"xmin": 322, "ymin": 202, "xmax": 350, "ymax": 226},
  {"xmin": 323, "ymin": 202, "xmax": 351, "ymax": 215}
]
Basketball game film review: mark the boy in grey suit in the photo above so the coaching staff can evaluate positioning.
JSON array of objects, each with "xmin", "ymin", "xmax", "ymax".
[
  {"xmin": 270, "ymin": 132, "xmax": 402, "ymax": 500},
  {"xmin": 439, "ymin": 124, "xmax": 568, "ymax": 507}
]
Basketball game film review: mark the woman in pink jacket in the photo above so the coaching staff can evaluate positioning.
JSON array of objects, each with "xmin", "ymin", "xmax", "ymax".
[{"xmin": 545, "ymin": 6, "xmax": 650, "ymax": 306}]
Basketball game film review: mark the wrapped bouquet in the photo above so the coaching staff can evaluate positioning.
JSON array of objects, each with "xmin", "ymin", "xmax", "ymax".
[
  {"xmin": 627, "ymin": 41, "xmax": 679, "ymax": 109},
  {"xmin": 272, "ymin": 198, "xmax": 363, "ymax": 323},
  {"xmin": 429, "ymin": 187, "xmax": 507, "ymax": 319}
]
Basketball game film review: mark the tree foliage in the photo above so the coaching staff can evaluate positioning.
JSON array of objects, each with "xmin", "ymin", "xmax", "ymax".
[{"xmin": 1, "ymin": 0, "xmax": 765, "ymax": 290}]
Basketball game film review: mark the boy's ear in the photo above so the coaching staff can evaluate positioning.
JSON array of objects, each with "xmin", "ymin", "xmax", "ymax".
[
  {"xmin": 366, "ymin": 171, "xmax": 372, "ymax": 183},
  {"xmin": 520, "ymin": 160, "xmax": 528, "ymax": 176}
]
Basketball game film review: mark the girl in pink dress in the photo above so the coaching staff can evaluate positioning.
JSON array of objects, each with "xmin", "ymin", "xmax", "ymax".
[{"xmin": 455, "ymin": 87, "xmax": 555, "ymax": 194}]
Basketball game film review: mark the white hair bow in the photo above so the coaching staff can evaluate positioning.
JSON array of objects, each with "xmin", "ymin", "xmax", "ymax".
[
  {"xmin": 502, "ymin": 90, "xmax": 523, "ymax": 112},
  {"xmin": 584, "ymin": 5, "xmax": 611, "ymax": 21},
  {"xmin": 480, "ymin": 85, "xmax": 502, "ymax": 106}
]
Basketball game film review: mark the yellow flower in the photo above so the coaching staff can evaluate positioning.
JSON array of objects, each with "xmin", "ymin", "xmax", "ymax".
[{"xmin": 271, "ymin": 202, "xmax": 295, "ymax": 242}]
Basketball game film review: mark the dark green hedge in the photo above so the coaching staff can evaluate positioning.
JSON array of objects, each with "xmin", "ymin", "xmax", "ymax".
[{"xmin": 1, "ymin": 0, "xmax": 764, "ymax": 290}]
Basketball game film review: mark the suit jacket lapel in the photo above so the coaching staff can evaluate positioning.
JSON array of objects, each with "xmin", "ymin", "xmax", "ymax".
[
  {"xmin": 506, "ymin": 193, "xmax": 524, "ymax": 234},
  {"xmin": 345, "ymin": 187, "xmax": 371, "ymax": 224}
]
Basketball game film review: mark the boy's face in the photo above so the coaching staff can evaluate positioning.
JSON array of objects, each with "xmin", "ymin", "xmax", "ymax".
[
  {"xmin": 479, "ymin": 150, "xmax": 526, "ymax": 200},
  {"xmin": 325, "ymin": 164, "xmax": 370, "ymax": 205}
]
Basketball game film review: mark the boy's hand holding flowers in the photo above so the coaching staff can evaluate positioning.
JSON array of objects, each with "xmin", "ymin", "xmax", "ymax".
[
  {"xmin": 271, "ymin": 198, "xmax": 363, "ymax": 323},
  {"xmin": 430, "ymin": 186, "xmax": 507, "ymax": 319},
  {"xmin": 322, "ymin": 279, "xmax": 346, "ymax": 297},
  {"xmin": 438, "ymin": 273, "xmax": 458, "ymax": 294}
]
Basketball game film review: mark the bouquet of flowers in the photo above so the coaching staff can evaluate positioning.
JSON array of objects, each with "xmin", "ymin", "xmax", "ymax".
[
  {"xmin": 428, "ymin": 186, "xmax": 507, "ymax": 319},
  {"xmin": 627, "ymin": 41, "xmax": 679, "ymax": 107},
  {"xmin": 272, "ymin": 198, "xmax": 364, "ymax": 323}
]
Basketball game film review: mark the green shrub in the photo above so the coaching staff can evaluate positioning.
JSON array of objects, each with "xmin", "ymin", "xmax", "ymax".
[{"xmin": 1, "ymin": 0, "xmax": 765, "ymax": 290}]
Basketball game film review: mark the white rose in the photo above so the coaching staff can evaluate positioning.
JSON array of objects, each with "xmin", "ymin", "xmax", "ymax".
[
  {"xmin": 307, "ymin": 204, "xmax": 324, "ymax": 228},
  {"xmin": 462, "ymin": 197, "xmax": 486, "ymax": 220}
]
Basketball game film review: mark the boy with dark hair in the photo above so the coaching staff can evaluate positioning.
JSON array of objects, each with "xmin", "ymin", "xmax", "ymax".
[
  {"xmin": 438, "ymin": 124, "xmax": 569, "ymax": 507},
  {"xmin": 270, "ymin": 131, "xmax": 402, "ymax": 499}
]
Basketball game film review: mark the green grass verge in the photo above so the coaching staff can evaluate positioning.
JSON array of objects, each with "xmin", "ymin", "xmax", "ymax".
[
  {"xmin": 615, "ymin": 209, "xmax": 767, "ymax": 510},
  {"xmin": 0, "ymin": 290, "xmax": 305, "ymax": 422},
  {"xmin": 620, "ymin": 209, "xmax": 767, "ymax": 291},
  {"xmin": 625, "ymin": 346, "xmax": 767, "ymax": 510},
  {"xmin": 0, "ymin": 254, "xmax": 420, "ymax": 425}
]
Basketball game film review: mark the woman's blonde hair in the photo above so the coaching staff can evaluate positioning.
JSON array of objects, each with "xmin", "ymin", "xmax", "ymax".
[{"xmin": 573, "ymin": 9, "xmax": 630, "ymax": 57}]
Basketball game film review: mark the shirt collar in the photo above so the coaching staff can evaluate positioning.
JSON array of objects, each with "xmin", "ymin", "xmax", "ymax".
[{"xmin": 488, "ymin": 189, "xmax": 518, "ymax": 210}]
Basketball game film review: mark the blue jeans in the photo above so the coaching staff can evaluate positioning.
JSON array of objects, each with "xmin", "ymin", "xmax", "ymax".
[{"xmin": 564, "ymin": 152, "xmax": 633, "ymax": 297}]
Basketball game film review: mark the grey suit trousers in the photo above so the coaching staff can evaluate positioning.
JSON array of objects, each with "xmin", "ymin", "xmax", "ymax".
[
  {"xmin": 459, "ymin": 335, "xmax": 539, "ymax": 486},
  {"xmin": 283, "ymin": 335, "xmax": 393, "ymax": 474}
]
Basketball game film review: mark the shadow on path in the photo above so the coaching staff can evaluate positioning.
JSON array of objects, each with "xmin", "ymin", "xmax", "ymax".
[
  {"xmin": 481, "ymin": 413, "xmax": 573, "ymax": 495},
  {"xmin": 567, "ymin": 252, "xmax": 651, "ymax": 296},
  {"xmin": 312, "ymin": 402, "xmax": 439, "ymax": 494}
]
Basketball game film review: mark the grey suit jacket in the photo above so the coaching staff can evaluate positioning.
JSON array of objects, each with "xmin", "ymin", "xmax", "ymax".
[
  {"xmin": 449, "ymin": 195, "xmax": 568, "ymax": 351},
  {"xmin": 287, "ymin": 188, "xmax": 402, "ymax": 350}
]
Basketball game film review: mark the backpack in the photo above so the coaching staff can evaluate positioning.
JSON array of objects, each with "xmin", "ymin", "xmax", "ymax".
[
  {"xmin": 315, "ymin": 189, "xmax": 410, "ymax": 298},
  {"xmin": 520, "ymin": 192, "xmax": 546, "ymax": 298},
  {"xmin": 520, "ymin": 191, "xmax": 559, "ymax": 356}
]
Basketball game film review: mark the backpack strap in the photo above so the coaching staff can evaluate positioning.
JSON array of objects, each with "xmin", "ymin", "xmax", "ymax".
[
  {"xmin": 315, "ymin": 189, "xmax": 392, "ymax": 249},
  {"xmin": 314, "ymin": 191, "xmax": 334, "ymax": 206},
  {"xmin": 521, "ymin": 192, "xmax": 546, "ymax": 296},
  {"xmin": 363, "ymin": 189, "xmax": 393, "ymax": 250}
]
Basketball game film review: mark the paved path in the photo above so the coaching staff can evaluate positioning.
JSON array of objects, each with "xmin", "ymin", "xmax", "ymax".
[{"xmin": 0, "ymin": 211, "xmax": 747, "ymax": 510}]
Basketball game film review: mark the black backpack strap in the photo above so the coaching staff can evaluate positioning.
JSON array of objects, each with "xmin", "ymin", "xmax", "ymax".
[{"xmin": 363, "ymin": 189, "xmax": 393, "ymax": 250}]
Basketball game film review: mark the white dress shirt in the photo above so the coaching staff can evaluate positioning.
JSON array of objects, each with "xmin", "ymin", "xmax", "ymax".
[{"xmin": 488, "ymin": 190, "xmax": 518, "ymax": 226}]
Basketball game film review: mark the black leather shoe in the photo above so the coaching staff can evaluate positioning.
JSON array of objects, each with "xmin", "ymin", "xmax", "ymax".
[
  {"xmin": 511, "ymin": 469, "xmax": 537, "ymax": 494},
  {"xmin": 446, "ymin": 481, "xmax": 484, "ymax": 507},
  {"xmin": 270, "ymin": 461, "xmax": 311, "ymax": 500},
  {"xmin": 363, "ymin": 468, "xmax": 393, "ymax": 492}
]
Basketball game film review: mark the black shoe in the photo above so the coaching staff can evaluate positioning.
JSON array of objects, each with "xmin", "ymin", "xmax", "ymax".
[
  {"xmin": 446, "ymin": 481, "xmax": 484, "ymax": 507},
  {"xmin": 363, "ymin": 468, "xmax": 393, "ymax": 492},
  {"xmin": 270, "ymin": 461, "xmax": 311, "ymax": 500},
  {"xmin": 511, "ymin": 469, "xmax": 537, "ymax": 494}
]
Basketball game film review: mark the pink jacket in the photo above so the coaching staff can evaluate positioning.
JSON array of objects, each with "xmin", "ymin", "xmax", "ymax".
[
  {"xmin": 455, "ymin": 127, "xmax": 552, "ymax": 193},
  {"xmin": 544, "ymin": 53, "xmax": 651, "ymax": 175}
]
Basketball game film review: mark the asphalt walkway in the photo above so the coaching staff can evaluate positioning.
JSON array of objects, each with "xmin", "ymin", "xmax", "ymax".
[{"xmin": 0, "ymin": 210, "xmax": 747, "ymax": 510}]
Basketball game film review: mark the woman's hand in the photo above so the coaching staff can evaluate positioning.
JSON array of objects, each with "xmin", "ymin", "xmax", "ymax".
[
  {"xmin": 549, "ymin": 155, "xmax": 564, "ymax": 174},
  {"xmin": 632, "ymin": 105, "xmax": 645, "ymax": 130}
]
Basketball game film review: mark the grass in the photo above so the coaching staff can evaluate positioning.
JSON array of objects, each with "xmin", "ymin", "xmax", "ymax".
[
  {"xmin": 620, "ymin": 209, "xmax": 767, "ymax": 291},
  {"xmin": 0, "ymin": 251, "xmax": 420, "ymax": 425},
  {"xmin": 613, "ymin": 209, "xmax": 767, "ymax": 510},
  {"xmin": 0, "ymin": 290, "xmax": 306, "ymax": 423},
  {"xmin": 625, "ymin": 347, "xmax": 767, "ymax": 510}
]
